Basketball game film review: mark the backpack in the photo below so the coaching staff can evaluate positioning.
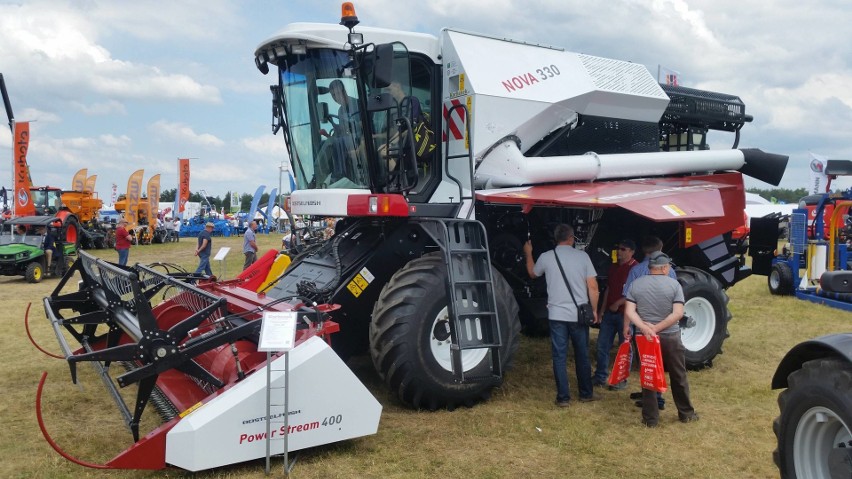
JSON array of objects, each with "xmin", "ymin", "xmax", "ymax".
[{"xmin": 412, "ymin": 111, "xmax": 436, "ymax": 162}]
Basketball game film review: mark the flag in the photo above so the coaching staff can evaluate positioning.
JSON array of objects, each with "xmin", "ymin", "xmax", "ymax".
[
  {"xmin": 808, "ymin": 152, "xmax": 829, "ymax": 195},
  {"xmin": 71, "ymin": 168, "xmax": 87, "ymax": 192},
  {"xmin": 659, "ymin": 65, "xmax": 680, "ymax": 86},
  {"xmin": 248, "ymin": 185, "xmax": 265, "ymax": 221},
  {"xmin": 178, "ymin": 158, "xmax": 190, "ymax": 213},
  {"xmin": 231, "ymin": 191, "xmax": 239, "ymax": 212},
  {"xmin": 111, "ymin": 183, "xmax": 118, "ymax": 205},
  {"xmin": 13, "ymin": 122, "xmax": 34, "ymax": 216},
  {"xmin": 126, "ymin": 169, "xmax": 144, "ymax": 228},
  {"xmin": 84, "ymin": 175, "xmax": 97, "ymax": 193},
  {"xmin": 147, "ymin": 174, "xmax": 161, "ymax": 221}
]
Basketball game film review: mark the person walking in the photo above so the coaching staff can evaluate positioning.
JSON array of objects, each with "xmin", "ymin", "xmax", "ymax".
[
  {"xmin": 523, "ymin": 224, "xmax": 601, "ymax": 407},
  {"xmin": 115, "ymin": 219, "xmax": 133, "ymax": 266},
  {"xmin": 194, "ymin": 221, "xmax": 214, "ymax": 276},
  {"xmin": 624, "ymin": 251, "xmax": 698, "ymax": 427},
  {"xmin": 592, "ymin": 239, "xmax": 637, "ymax": 390},
  {"xmin": 173, "ymin": 218, "xmax": 181, "ymax": 242},
  {"xmin": 242, "ymin": 220, "xmax": 259, "ymax": 270}
]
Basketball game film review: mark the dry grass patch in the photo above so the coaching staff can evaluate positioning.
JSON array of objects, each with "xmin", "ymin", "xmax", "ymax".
[{"xmin": 0, "ymin": 234, "xmax": 849, "ymax": 478}]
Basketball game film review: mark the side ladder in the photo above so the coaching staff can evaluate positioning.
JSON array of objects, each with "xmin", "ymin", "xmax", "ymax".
[{"xmin": 431, "ymin": 219, "xmax": 502, "ymax": 382}]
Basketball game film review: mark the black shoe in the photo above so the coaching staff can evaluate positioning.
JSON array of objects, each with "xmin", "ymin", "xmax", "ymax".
[
  {"xmin": 579, "ymin": 393, "xmax": 603, "ymax": 403},
  {"xmin": 679, "ymin": 413, "xmax": 699, "ymax": 423},
  {"xmin": 635, "ymin": 400, "xmax": 665, "ymax": 410},
  {"xmin": 555, "ymin": 400, "xmax": 571, "ymax": 408},
  {"xmin": 641, "ymin": 419, "xmax": 659, "ymax": 428},
  {"xmin": 629, "ymin": 392, "xmax": 642, "ymax": 400}
]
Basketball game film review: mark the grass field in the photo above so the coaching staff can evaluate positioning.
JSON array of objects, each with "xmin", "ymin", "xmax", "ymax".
[{"xmin": 0, "ymin": 233, "xmax": 849, "ymax": 478}]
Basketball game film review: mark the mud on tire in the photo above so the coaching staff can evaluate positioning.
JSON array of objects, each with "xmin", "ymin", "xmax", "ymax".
[{"xmin": 369, "ymin": 254, "xmax": 521, "ymax": 410}]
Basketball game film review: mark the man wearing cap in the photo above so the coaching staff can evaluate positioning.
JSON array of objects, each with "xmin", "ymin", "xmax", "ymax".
[
  {"xmin": 195, "ymin": 222, "xmax": 214, "ymax": 276},
  {"xmin": 625, "ymin": 251, "xmax": 698, "ymax": 427},
  {"xmin": 592, "ymin": 239, "xmax": 637, "ymax": 390},
  {"xmin": 115, "ymin": 219, "xmax": 133, "ymax": 266}
]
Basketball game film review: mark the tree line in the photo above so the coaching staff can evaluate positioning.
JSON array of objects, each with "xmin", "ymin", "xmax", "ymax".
[
  {"xmin": 746, "ymin": 187, "xmax": 847, "ymax": 205},
  {"xmin": 159, "ymin": 188, "xmax": 278, "ymax": 212}
]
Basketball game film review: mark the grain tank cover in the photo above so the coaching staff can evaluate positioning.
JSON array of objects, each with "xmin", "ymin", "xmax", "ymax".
[{"xmin": 440, "ymin": 29, "xmax": 670, "ymax": 154}]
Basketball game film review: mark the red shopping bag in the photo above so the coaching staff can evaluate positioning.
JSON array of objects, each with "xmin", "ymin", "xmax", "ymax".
[
  {"xmin": 635, "ymin": 335, "xmax": 668, "ymax": 393},
  {"xmin": 607, "ymin": 341, "xmax": 632, "ymax": 386}
]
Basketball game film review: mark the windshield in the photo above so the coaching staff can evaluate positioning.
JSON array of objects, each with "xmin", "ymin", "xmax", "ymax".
[
  {"xmin": 31, "ymin": 189, "xmax": 62, "ymax": 215},
  {"xmin": 279, "ymin": 49, "xmax": 370, "ymax": 190},
  {"xmin": 277, "ymin": 46, "xmax": 419, "ymax": 194}
]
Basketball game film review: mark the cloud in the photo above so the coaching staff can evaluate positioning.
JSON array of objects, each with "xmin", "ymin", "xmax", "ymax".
[
  {"xmin": 72, "ymin": 100, "xmax": 127, "ymax": 116},
  {"xmin": 149, "ymin": 120, "xmax": 225, "ymax": 148}
]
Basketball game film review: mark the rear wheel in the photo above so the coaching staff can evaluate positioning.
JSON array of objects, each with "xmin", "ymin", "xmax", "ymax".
[
  {"xmin": 62, "ymin": 216, "xmax": 81, "ymax": 250},
  {"xmin": 370, "ymin": 254, "xmax": 521, "ymax": 410},
  {"xmin": 774, "ymin": 358, "xmax": 852, "ymax": 479},
  {"xmin": 677, "ymin": 266, "xmax": 730, "ymax": 370},
  {"xmin": 769, "ymin": 262, "xmax": 795, "ymax": 296},
  {"xmin": 25, "ymin": 262, "xmax": 43, "ymax": 283}
]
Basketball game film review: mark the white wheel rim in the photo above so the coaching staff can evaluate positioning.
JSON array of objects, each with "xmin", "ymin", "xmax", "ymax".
[
  {"xmin": 429, "ymin": 306, "xmax": 488, "ymax": 373},
  {"xmin": 794, "ymin": 406, "xmax": 852, "ymax": 478},
  {"xmin": 769, "ymin": 270, "xmax": 781, "ymax": 290},
  {"xmin": 680, "ymin": 296, "xmax": 714, "ymax": 353}
]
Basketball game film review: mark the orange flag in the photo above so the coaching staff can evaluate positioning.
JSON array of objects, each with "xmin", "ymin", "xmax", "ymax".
[
  {"xmin": 13, "ymin": 122, "xmax": 34, "ymax": 216},
  {"xmin": 84, "ymin": 175, "xmax": 97, "ymax": 193},
  {"xmin": 147, "ymin": 174, "xmax": 161, "ymax": 220},
  {"xmin": 71, "ymin": 168, "xmax": 87, "ymax": 192},
  {"xmin": 178, "ymin": 158, "xmax": 190, "ymax": 213},
  {"xmin": 125, "ymin": 169, "xmax": 144, "ymax": 228}
]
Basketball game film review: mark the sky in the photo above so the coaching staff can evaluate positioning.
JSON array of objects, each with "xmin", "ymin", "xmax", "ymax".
[{"xmin": 2, "ymin": 0, "xmax": 851, "ymax": 208}]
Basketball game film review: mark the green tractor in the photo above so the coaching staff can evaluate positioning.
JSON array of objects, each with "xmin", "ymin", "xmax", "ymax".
[{"xmin": 0, "ymin": 216, "xmax": 77, "ymax": 283}]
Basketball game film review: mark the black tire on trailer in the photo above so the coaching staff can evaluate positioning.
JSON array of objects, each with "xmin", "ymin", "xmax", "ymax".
[
  {"xmin": 769, "ymin": 262, "xmax": 794, "ymax": 296},
  {"xmin": 773, "ymin": 358, "xmax": 852, "ymax": 479},
  {"xmin": 369, "ymin": 254, "xmax": 521, "ymax": 410},
  {"xmin": 62, "ymin": 215, "xmax": 81, "ymax": 251},
  {"xmin": 676, "ymin": 266, "xmax": 731, "ymax": 371},
  {"xmin": 25, "ymin": 261, "xmax": 43, "ymax": 283}
]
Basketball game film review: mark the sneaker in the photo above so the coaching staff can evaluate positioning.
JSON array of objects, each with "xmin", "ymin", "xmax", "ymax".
[
  {"xmin": 608, "ymin": 381, "xmax": 628, "ymax": 391},
  {"xmin": 634, "ymin": 400, "xmax": 665, "ymax": 410},
  {"xmin": 579, "ymin": 393, "xmax": 603, "ymax": 403},
  {"xmin": 629, "ymin": 391, "xmax": 643, "ymax": 400},
  {"xmin": 555, "ymin": 400, "xmax": 571, "ymax": 408},
  {"xmin": 641, "ymin": 419, "xmax": 659, "ymax": 428},
  {"xmin": 680, "ymin": 413, "xmax": 699, "ymax": 423}
]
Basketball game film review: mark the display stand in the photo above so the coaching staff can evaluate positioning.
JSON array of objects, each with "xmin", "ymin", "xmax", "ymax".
[
  {"xmin": 213, "ymin": 246, "xmax": 230, "ymax": 280},
  {"xmin": 258, "ymin": 311, "xmax": 298, "ymax": 476}
]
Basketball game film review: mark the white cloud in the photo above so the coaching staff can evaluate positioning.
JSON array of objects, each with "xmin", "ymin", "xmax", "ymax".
[
  {"xmin": 149, "ymin": 120, "xmax": 225, "ymax": 148},
  {"xmin": 72, "ymin": 100, "xmax": 127, "ymax": 116}
]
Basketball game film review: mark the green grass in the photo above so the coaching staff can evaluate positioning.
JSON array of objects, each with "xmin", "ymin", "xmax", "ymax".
[{"xmin": 0, "ymin": 234, "xmax": 849, "ymax": 478}]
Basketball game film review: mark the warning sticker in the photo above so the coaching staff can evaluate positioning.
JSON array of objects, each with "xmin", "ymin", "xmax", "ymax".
[
  {"xmin": 347, "ymin": 281, "xmax": 363, "ymax": 298},
  {"xmin": 662, "ymin": 204, "xmax": 686, "ymax": 217},
  {"xmin": 359, "ymin": 267, "xmax": 375, "ymax": 283},
  {"xmin": 353, "ymin": 274, "xmax": 369, "ymax": 290}
]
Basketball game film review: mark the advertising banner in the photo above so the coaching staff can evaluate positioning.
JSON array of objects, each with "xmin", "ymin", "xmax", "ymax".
[
  {"xmin": 808, "ymin": 152, "xmax": 828, "ymax": 195},
  {"xmin": 178, "ymin": 158, "xmax": 190, "ymax": 213},
  {"xmin": 147, "ymin": 174, "xmax": 161, "ymax": 221},
  {"xmin": 126, "ymin": 169, "xmax": 144, "ymax": 228},
  {"xmin": 231, "ymin": 191, "xmax": 239, "ymax": 212},
  {"xmin": 84, "ymin": 175, "xmax": 97, "ymax": 193},
  {"xmin": 71, "ymin": 168, "xmax": 87, "ymax": 192},
  {"xmin": 13, "ymin": 121, "xmax": 34, "ymax": 216}
]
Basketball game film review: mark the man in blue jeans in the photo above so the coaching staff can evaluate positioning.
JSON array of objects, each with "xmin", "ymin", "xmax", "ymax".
[
  {"xmin": 593, "ymin": 239, "xmax": 637, "ymax": 389},
  {"xmin": 524, "ymin": 224, "xmax": 602, "ymax": 407},
  {"xmin": 194, "ymin": 222, "xmax": 214, "ymax": 276}
]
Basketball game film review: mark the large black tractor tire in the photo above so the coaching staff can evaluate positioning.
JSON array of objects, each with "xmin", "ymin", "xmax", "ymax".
[
  {"xmin": 676, "ymin": 266, "xmax": 731, "ymax": 371},
  {"xmin": 25, "ymin": 261, "xmax": 44, "ymax": 283},
  {"xmin": 774, "ymin": 358, "xmax": 852, "ymax": 479},
  {"xmin": 769, "ymin": 262, "xmax": 795, "ymax": 296},
  {"xmin": 369, "ymin": 254, "xmax": 521, "ymax": 410}
]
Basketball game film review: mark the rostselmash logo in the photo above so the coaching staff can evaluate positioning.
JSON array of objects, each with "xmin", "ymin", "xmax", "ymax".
[
  {"xmin": 293, "ymin": 200, "xmax": 321, "ymax": 206},
  {"xmin": 810, "ymin": 159, "xmax": 824, "ymax": 173},
  {"xmin": 16, "ymin": 188, "xmax": 29, "ymax": 207}
]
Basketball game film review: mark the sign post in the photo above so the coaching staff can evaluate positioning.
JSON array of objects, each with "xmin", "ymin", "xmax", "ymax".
[
  {"xmin": 258, "ymin": 311, "xmax": 298, "ymax": 476},
  {"xmin": 213, "ymin": 246, "xmax": 230, "ymax": 280}
]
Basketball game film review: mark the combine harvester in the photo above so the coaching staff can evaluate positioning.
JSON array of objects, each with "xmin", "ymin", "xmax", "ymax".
[{"xmin": 37, "ymin": 3, "xmax": 790, "ymax": 472}]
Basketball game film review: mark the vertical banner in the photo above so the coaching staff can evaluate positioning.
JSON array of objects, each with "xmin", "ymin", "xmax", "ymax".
[
  {"xmin": 111, "ymin": 183, "xmax": 118, "ymax": 206},
  {"xmin": 71, "ymin": 168, "xmax": 88, "ymax": 192},
  {"xmin": 231, "ymin": 191, "xmax": 239, "ymax": 212},
  {"xmin": 13, "ymin": 121, "xmax": 34, "ymax": 216},
  {"xmin": 178, "ymin": 158, "xmax": 190, "ymax": 213},
  {"xmin": 147, "ymin": 174, "xmax": 161, "ymax": 222},
  {"xmin": 808, "ymin": 152, "xmax": 828, "ymax": 195},
  {"xmin": 265, "ymin": 188, "xmax": 278, "ymax": 230},
  {"xmin": 248, "ymin": 185, "xmax": 265, "ymax": 224},
  {"xmin": 84, "ymin": 175, "xmax": 97, "ymax": 193},
  {"xmin": 126, "ymin": 169, "xmax": 144, "ymax": 228}
]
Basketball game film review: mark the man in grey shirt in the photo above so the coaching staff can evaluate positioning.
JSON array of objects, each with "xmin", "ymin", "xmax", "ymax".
[
  {"xmin": 524, "ymin": 224, "xmax": 601, "ymax": 407},
  {"xmin": 242, "ymin": 220, "xmax": 259, "ymax": 271},
  {"xmin": 625, "ymin": 251, "xmax": 698, "ymax": 427}
]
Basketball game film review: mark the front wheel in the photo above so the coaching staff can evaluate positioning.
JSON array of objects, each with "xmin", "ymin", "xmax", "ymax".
[
  {"xmin": 774, "ymin": 358, "xmax": 852, "ymax": 478},
  {"xmin": 677, "ymin": 267, "xmax": 731, "ymax": 370},
  {"xmin": 369, "ymin": 254, "xmax": 521, "ymax": 410},
  {"xmin": 769, "ymin": 262, "xmax": 795, "ymax": 296},
  {"xmin": 25, "ymin": 262, "xmax": 43, "ymax": 283}
]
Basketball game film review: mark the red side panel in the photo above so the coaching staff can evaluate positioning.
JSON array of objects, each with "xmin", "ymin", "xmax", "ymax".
[{"xmin": 476, "ymin": 172, "xmax": 745, "ymax": 247}]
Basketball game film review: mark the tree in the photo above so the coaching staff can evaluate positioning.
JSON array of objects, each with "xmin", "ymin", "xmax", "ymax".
[{"xmin": 160, "ymin": 188, "xmax": 176, "ymax": 202}]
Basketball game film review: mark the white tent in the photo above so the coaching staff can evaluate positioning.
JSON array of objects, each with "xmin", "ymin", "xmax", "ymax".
[{"xmin": 254, "ymin": 205, "xmax": 288, "ymax": 220}]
